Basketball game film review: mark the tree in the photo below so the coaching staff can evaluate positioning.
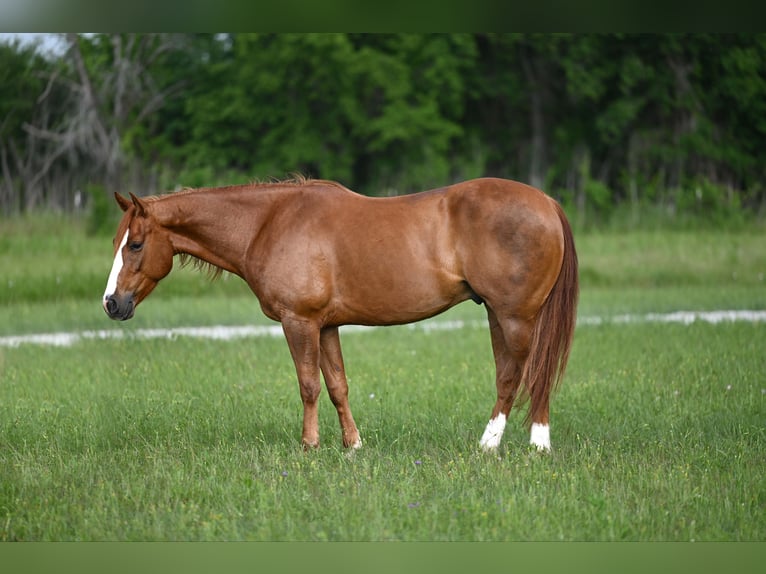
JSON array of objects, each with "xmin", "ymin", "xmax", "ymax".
[
  {"xmin": 22, "ymin": 34, "xmax": 188, "ymax": 197},
  {"xmin": 348, "ymin": 33, "xmax": 476, "ymax": 193},
  {"xmin": 0, "ymin": 38, "xmax": 74, "ymax": 212},
  {"xmin": 178, "ymin": 34, "xmax": 477, "ymax": 194},
  {"xmin": 2, "ymin": 34, "xmax": 765, "ymax": 220}
]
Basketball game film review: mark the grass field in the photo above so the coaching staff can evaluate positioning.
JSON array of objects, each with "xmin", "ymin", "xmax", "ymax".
[{"xmin": 0, "ymin": 215, "xmax": 764, "ymax": 541}]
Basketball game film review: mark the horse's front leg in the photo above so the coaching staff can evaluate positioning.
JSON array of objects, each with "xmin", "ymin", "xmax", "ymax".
[
  {"xmin": 320, "ymin": 326, "xmax": 361, "ymax": 449},
  {"xmin": 281, "ymin": 317, "xmax": 322, "ymax": 449}
]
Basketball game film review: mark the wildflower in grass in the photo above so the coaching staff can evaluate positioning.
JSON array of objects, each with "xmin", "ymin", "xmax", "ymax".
[
  {"xmin": 281, "ymin": 471, "xmax": 288, "ymax": 477},
  {"xmin": 408, "ymin": 502, "xmax": 420, "ymax": 509},
  {"xmin": 414, "ymin": 459, "xmax": 422, "ymax": 466},
  {"xmin": 726, "ymin": 384, "xmax": 732, "ymax": 391}
]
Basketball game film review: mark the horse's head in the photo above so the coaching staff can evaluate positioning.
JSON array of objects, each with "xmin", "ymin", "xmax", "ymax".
[{"xmin": 102, "ymin": 193, "xmax": 174, "ymax": 320}]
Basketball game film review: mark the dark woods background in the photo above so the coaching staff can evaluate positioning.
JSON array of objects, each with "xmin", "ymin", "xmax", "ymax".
[{"xmin": 2, "ymin": 33, "xmax": 765, "ymax": 228}]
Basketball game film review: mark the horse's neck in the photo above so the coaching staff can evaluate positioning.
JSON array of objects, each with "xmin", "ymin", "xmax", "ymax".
[{"xmin": 154, "ymin": 189, "xmax": 274, "ymax": 277}]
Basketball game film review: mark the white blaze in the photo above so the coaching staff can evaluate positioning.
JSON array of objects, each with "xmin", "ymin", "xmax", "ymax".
[
  {"xmin": 529, "ymin": 423, "xmax": 551, "ymax": 452},
  {"xmin": 479, "ymin": 412, "xmax": 507, "ymax": 451},
  {"xmin": 103, "ymin": 230, "xmax": 129, "ymax": 307}
]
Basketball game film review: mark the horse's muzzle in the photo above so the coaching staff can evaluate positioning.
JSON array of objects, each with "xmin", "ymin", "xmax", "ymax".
[{"xmin": 103, "ymin": 294, "xmax": 135, "ymax": 321}]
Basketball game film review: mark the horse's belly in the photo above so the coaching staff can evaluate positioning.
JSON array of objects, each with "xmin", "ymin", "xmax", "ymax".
[{"xmin": 332, "ymin": 269, "xmax": 470, "ymax": 326}]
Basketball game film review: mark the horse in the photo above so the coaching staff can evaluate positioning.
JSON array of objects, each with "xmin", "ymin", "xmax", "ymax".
[{"xmin": 102, "ymin": 177, "xmax": 578, "ymax": 452}]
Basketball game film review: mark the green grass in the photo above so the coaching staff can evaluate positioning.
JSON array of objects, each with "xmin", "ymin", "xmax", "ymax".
[
  {"xmin": 577, "ymin": 229, "xmax": 766, "ymax": 288},
  {"xmin": 0, "ymin": 216, "xmax": 764, "ymax": 540}
]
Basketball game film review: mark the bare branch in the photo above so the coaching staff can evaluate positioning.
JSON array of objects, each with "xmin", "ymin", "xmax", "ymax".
[
  {"xmin": 135, "ymin": 80, "xmax": 187, "ymax": 124},
  {"xmin": 22, "ymin": 122, "xmax": 71, "ymax": 143},
  {"xmin": 5, "ymin": 32, "xmax": 187, "ymax": 208},
  {"xmin": 36, "ymin": 66, "xmax": 61, "ymax": 104}
]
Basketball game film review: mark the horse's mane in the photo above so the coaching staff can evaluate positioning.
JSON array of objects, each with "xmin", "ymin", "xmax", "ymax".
[
  {"xmin": 168, "ymin": 174, "xmax": 348, "ymax": 198},
  {"xmin": 168, "ymin": 175, "xmax": 347, "ymax": 281},
  {"xmin": 177, "ymin": 253, "xmax": 225, "ymax": 281}
]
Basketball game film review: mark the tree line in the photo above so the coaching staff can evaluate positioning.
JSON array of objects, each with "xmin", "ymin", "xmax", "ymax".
[{"xmin": 1, "ymin": 33, "xmax": 764, "ymax": 225}]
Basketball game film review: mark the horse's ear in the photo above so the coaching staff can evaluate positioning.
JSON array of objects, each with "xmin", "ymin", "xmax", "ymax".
[
  {"xmin": 129, "ymin": 192, "xmax": 148, "ymax": 217},
  {"xmin": 114, "ymin": 192, "xmax": 132, "ymax": 212}
]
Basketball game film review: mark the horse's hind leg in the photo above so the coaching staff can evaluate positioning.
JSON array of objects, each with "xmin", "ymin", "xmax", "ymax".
[
  {"xmin": 319, "ymin": 327, "xmax": 362, "ymax": 449},
  {"xmin": 479, "ymin": 307, "xmax": 531, "ymax": 451}
]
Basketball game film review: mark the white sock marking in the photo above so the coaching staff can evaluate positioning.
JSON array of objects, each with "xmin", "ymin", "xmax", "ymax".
[
  {"xmin": 530, "ymin": 423, "xmax": 551, "ymax": 452},
  {"xmin": 103, "ymin": 230, "xmax": 128, "ymax": 307},
  {"xmin": 479, "ymin": 413, "xmax": 507, "ymax": 451}
]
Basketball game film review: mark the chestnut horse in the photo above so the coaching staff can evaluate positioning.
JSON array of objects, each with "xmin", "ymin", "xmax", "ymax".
[{"xmin": 103, "ymin": 177, "xmax": 578, "ymax": 452}]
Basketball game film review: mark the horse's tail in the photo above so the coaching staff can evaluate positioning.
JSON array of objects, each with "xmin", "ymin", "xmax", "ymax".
[{"xmin": 523, "ymin": 200, "xmax": 579, "ymax": 425}]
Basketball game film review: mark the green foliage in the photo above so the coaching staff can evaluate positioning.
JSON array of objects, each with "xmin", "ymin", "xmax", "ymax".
[
  {"xmin": 0, "ymin": 42, "xmax": 45, "ymax": 140},
  {"xmin": 672, "ymin": 178, "xmax": 746, "ymax": 227},
  {"xmin": 2, "ymin": 34, "xmax": 766, "ymax": 224},
  {"xmin": 84, "ymin": 184, "xmax": 120, "ymax": 236}
]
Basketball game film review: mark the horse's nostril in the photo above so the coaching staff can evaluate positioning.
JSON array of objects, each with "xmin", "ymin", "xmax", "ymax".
[{"xmin": 105, "ymin": 296, "xmax": 118, "ymax": 315}]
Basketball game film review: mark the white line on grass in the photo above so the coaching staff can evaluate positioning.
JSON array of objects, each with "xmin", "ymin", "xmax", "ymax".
[{"xmin": 1, "ymin": 310, "xmax": 765, "ymax": 348}]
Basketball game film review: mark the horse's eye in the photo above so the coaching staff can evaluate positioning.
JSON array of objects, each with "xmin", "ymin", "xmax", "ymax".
[{"xmin": 128, "ymin": 241, "xmax": 143, "ymax": 252}]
